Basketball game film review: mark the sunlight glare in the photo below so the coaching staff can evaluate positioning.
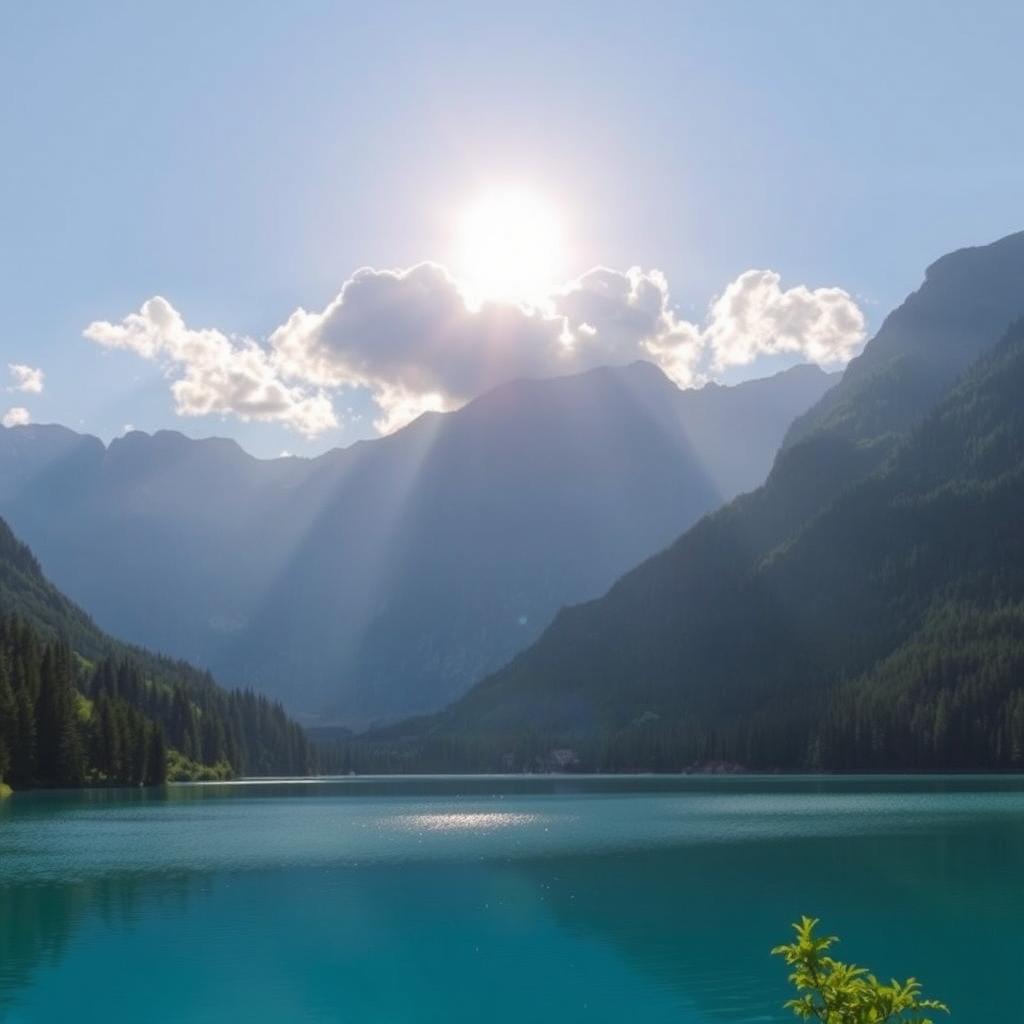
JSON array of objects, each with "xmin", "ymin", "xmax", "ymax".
[{"xmin": 457, "ymin": 188, "xmax": 565, "ymax": 307}]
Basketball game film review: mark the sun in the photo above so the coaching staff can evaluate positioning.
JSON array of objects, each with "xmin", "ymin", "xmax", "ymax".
[{"xmin": 456, "ymin": 188, "xmax": 565, "ymax": 307}]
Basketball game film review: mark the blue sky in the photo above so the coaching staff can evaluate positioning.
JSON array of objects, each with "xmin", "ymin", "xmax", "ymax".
[{"xmin": 2, "ymin": 1, "xmax": 1022, "ymax": 457}]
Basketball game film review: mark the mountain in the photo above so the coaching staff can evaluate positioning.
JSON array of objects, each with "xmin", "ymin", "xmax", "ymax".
[
  {"xmin": 0, "ymin": 516, "xmax": 313, "ymax": 787},
  {"xmin": 785, "ymin": 230, "xmax": 1024, "ymax": 449},
  {"xmin": 0, "ymin": 361, "xmax": 834, "ymax": 725},
  {"xmin": 363, "ymin": 230, "xmax": 1024, "ymax": 772}
]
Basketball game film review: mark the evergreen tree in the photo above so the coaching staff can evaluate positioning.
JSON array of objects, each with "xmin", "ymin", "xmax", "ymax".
[
  {"xmin": 145, "ymin": 724, "xmax": 167, "ymax": 786},
  {"xmin": 0, "ymin": 610, "xmax": 313, "ymax": 789},
  {"xmin": 0, "ymin": 655, "xmax": 14, "ymax": 782},
  {"xmin": 35, "ymin": 644, "xmax": 83, "ymax": 786},
  {"xmin": 130, "ymin": 717, "xmax": 148, "ymax": 786}
]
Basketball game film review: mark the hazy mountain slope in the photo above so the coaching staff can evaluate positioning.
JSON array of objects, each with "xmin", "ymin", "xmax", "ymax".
[
  {"xmin": 0, "ymin": 515, "xmax": 104, "ymax": 659},
  {"xmin": 401, "ymin": 232, "xmax": 1024, "ymax": 767},
  {"xmin": 262, "ymin": 361, "xmax": 836, "ymax": 723},
  {"xmin": 0, "ymin": 361, "xmax": 833, "ymax": 724},
  {"xmin": 0, "ymin": 516, "xmax": 313, "ymax": 781}
]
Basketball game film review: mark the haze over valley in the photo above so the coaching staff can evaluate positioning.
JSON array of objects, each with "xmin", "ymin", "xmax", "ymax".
[{"xmin": 0, "ymin": 360, "xmax": 834, "ymax": 724}]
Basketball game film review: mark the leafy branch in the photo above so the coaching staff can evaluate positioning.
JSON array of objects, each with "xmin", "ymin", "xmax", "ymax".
[{"xmin": 772, "ymin": 917, "xmax": 948, "ymax": 1023}]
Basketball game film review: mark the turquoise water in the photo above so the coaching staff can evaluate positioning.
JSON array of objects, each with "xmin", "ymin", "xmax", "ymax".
[{"xmin": 1, "ymin": 775, "xmax": 1022, "ymax": 1022}]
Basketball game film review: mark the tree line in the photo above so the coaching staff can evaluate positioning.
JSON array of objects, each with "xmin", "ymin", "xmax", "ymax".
[
  {"xmin": 0, "ymin": 614, "xmax": 314, "ymax": 789},
  {"xmin": 321, "ymin": 600, "xmax": 1024, "ymax": 776}
]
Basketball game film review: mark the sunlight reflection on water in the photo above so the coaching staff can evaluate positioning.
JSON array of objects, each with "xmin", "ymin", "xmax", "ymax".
[
  {"xmin": 6, "ymin": 778, "xmax": 1024, "ymax": 884},
  {"xmin": 388, "ymin": 811, "xmax": 540, "ymax": 832}
]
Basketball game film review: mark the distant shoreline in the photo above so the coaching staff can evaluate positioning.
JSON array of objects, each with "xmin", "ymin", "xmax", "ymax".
[{"xmin": 215, "ymin": 770, "xmax": 1024, "ymax": 782}]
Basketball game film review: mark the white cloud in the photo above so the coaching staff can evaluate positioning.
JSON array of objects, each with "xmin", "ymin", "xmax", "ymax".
[
  {"xmin": 83, "ymin": 265, "xmax": 864, "ymax": 437},
  {"xmin": 704, "ymin": 270, "xmax": 865, "ymax": 369},
  {"xmin": 2, "ymin": 407, "xmax": 30, "ymax": 428},
  {"xmin": 552, "ymin": 266, "xmax": 706, "ymax": 386},
  {"xmin": 267, "ymin": 262, "xmax": 715, "ymax": 429},
  {"xmin": 269, "ymin": 263, "xmax": 572, "ymax": 429},
  {"xmin": 269, "ymin": 262, "xmax": 861, "ymax": 427},
  {"xmin": 8, "ymin": 364, "xmax": 44, "ymax": 394},
  {"xmin": 84, "ymin": 297, "xmax": 337, "ymax": 436},
  {"xmin": 369, "ymin": 383, "xmax": 450, "ymax": 435}
]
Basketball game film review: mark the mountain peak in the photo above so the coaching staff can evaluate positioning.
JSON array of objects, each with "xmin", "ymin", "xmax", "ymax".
[
  {"xmin": 103, "ymin": 430, "xmax": 259, "ymax": 482},
  {"xmin": 923, "ymin": 228, "xmax": 1024, "ymax": 284},
  {"xmin": 785, "ymin": 229, "xmax": 1024, "ymax": 450}
]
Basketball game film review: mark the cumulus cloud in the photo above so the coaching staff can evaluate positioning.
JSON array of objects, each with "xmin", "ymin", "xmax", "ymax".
[
  {"xmin": 83, "ymin": 264, "xmax": 864, "ymax": 437},
  {"xmin": 8, "ymin": 364, "xmax": 44, "ymax": 394},
  {"xmin": 552, "ymin": 266, "xmax": 705, "ymax": 386},
  {"xmin": 2, "ymin": 407, "xmax": 30, "ymax": 428},
  {"xmin": 704, "ymin": 270, "xmax": 865, "ymax": 369},
  {"xmin": 268, "ymin": 262, "xmax": 719, "ymax": 429},
  {"xmin": 84, "ymin": 297, "xmax": 337, "ymax": 436},
  {"xmin": 369, "ymin": 383, "xmax": 450, "ymax": 435},
  {"xmin": 268, "ymin": 262, "xmax": 860, "ymax": 428},
  {"xmin": 270, "ymin": 263, "xmax": 572, "ymax": 429}
]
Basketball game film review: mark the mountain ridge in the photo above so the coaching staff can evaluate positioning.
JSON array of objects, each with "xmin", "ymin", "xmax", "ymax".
[
  {"xmin": 785, "ymin": 229, "xmax": 1024, "ymax": 449},
  {"xmin": 357, "ymin": 231, "xmax": 1024, "ymax": 771},
  {"xmin": 0, "ymin": 360, "xmax": 835, "ymax": 724}
]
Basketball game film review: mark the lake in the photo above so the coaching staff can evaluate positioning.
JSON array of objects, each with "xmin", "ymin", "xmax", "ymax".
[{"xmin": 1, "ymin": 775, "xmax": 1021, "ymax": 1022}]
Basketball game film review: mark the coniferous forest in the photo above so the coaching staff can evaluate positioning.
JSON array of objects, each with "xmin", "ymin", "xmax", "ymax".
[
  {"xmin": 0, "ymin": 616, "xmax": 313, "ymax": 789},
  {"xmin": 0, "ymin": 519, "xmax": 313, "ymax": 790}
]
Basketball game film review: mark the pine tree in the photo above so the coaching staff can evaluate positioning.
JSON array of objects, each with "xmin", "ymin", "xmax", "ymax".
[
  {"xmin": 0, "ymin": 655, "xmax": 14, "ymax": 782},
  {"xmin": 130, "ymin": 716, "xmax": 148, "ymax": 786},
  {"xmin": 145, "ymin": 724, "xmax": 167, "ymax": 786},
  {"xmin": 0, "ymin": 607, "xmax": 312, "ymax": 788}
]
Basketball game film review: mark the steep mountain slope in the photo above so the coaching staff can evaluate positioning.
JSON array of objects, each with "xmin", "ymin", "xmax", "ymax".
[
  {"xmin": 386, "ymin": 231, "xmax": 1024, "ymax": 770},
  {"xmin": 0, "ymin": 361, "xmax": 833, "ymax": 724},
  {"xmin": 785, "ymin": 230, "xmax": 1024, "ymax": 448},
  {"xmin": 0, "ymin": 517, "xmax": 312, "ymax": 784}
]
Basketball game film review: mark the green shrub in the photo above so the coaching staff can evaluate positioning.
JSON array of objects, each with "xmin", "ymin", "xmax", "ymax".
[
  {"xmin": 773, "ymin": 917, "xmax": 948, "ymax": 1023},
  {"xmin": 165, "ymin": 748, "xmax": 234, "ymax": 782}
]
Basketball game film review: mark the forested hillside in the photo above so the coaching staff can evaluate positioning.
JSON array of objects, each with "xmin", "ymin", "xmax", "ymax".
[
  {"xmin": 0, "ymin": 519, "xmax": 312, "ymax": 788},
  {"xmin": 337, "ymin": 233, "xmax": 1024, "ymax": 774}
]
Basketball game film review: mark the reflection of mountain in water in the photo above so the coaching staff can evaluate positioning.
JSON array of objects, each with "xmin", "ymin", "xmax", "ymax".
[{"xmin": 0, "ymin": 874, "xmax": 196, "ymax": 1014}]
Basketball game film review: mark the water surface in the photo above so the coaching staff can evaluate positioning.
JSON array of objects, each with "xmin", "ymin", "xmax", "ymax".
[{"xmin": 1, "ymin": 775, "xmax": 1021, "ymax": 1022}]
